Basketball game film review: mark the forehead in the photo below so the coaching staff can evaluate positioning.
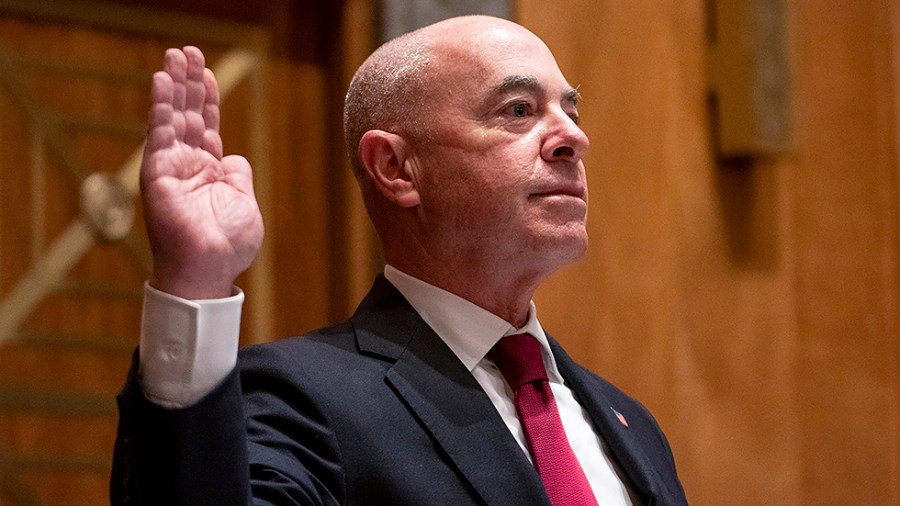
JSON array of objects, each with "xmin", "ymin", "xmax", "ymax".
[{"xmin": 429, "ymin": 24, "xmax": 573, "ymax": 97}]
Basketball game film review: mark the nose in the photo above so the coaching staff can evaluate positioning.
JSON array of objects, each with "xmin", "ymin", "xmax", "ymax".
[{"xmin": 541, "ymin": 109, "xmax": 590, "ymax": 163}]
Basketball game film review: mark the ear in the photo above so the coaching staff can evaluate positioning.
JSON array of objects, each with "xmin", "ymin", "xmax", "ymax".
[{"xmin": 358, "ymin": 130, "xmax": 421, "ymax": 208}]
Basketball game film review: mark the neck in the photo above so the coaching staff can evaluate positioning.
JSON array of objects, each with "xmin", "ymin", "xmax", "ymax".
[{"xmin": 387, "ymin": 254, "xmax": 545, "ymax": 328}]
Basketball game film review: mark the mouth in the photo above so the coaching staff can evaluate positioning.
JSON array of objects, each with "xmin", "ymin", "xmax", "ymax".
[{"xmin": 530, "ymin": 183, "xmax": 586, "ymax": 201}]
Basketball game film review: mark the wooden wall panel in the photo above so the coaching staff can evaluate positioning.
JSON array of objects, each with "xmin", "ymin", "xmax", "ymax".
[
  {"xmin": 0, "ymin": 3, "xmax": 337, "ymax": 503},
  {"xmin": 793, "ymin": 0, "xmax": 900, "ymax": 503},
  {"xmin": 261, "ymin": 59, "xmax": 331, "ymax": 339},
  {"xmin": 0, "ymin": 15, "xmax": 155, "ymax": 505},
  {"xmin": 519, "ymin": 0, "xmax": 899, "ymax": 504}
]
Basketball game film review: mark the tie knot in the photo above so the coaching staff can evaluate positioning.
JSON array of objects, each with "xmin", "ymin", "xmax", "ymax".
[{"xmin": 487, "ymin": 333, "xmax": 548, "ymax": 389}]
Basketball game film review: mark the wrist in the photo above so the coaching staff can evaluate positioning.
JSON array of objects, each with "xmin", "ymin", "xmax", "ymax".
[{"xmin": 149, "ymin": 275, "xmax": 234, "ymax": 300}]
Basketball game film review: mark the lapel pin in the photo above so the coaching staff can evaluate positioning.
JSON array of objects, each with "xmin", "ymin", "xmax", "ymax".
[{"xmin": 612, "ymin": 408, "xmax": 628, "ymax": 428}]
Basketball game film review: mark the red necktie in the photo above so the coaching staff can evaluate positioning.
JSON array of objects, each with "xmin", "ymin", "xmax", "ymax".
[{"xmin": 488, "ymin": 334, "xmax": 600, "ymax": 506}]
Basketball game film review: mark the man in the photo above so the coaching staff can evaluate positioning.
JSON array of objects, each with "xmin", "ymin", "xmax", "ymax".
[{"xmin": 111, "ymin": 15, "xmax": 687, "ymax": 506}]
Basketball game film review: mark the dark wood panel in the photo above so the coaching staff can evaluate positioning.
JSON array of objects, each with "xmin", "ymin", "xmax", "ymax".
[{"xmin": 100, "ymin": 0, "xmax": 343, "ymax": 63}]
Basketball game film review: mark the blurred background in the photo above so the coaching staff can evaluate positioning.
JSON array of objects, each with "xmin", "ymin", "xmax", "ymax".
[{"xmin": 0, "ymin": 0, "xmax": 897, "ymax": 504}]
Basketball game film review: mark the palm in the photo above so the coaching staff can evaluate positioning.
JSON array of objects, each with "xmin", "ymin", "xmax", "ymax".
[{"xmin": 141, "ymin": 47, "xmax": 263, "ymax": 299}]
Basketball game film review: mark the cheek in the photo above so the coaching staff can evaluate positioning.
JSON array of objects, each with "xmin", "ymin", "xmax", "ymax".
[
  {"xmin": 412, "ymin": 138, "xmax": 537, "ymax": 214},
  {"xmin": 416, "ymin": 171, "xmax": 513, "ymax": 235}
]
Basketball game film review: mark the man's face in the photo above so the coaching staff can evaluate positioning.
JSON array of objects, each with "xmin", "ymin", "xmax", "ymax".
[{"xmin": 406, "ymin": 23, "xmax": 590, "ymax": 276}]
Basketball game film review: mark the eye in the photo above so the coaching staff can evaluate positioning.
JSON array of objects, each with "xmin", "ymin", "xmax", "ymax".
[
  {"xmin": 568, "ymin": 111, "xmax": 580, "ymax": 125},
  {"xmin": 504, "ymin": 101, "xmax": 532, "ymax": 118}
]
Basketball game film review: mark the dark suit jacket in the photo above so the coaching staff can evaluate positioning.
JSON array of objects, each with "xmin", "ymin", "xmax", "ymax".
[{"xmin": 111, "ymin": 276, "xmax": 687, "ymax": 505}]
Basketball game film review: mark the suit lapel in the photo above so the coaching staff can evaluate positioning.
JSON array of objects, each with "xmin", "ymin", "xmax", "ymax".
[
  {"xmin": 548, "ymin": 337, "xmax": 665, "ymax": 504},
  {"xmin": 351, "ymin": 277, "xmax": 549, "ymax": 506}
]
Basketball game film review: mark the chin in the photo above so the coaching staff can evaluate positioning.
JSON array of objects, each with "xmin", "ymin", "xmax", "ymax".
[
  {"xmin": 559, "ymin": 237, "xmax": 589, "ymax": 263},
  {"xmin": 533, "ymin": 230, "xmax": 588, "ymax": 268}
]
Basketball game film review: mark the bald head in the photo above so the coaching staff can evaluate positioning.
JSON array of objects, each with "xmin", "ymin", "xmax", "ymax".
[{"xmin": 342, "ymin": 16, "xmax": 541, "ymax": 182}]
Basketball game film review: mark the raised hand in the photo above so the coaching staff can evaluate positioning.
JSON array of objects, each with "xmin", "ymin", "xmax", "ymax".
[{"xmin": 141, "ymin": 46, "xmax": 264, "ymax": 299}]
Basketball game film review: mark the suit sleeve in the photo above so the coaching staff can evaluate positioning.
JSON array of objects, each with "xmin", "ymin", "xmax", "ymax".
[
  {"xmin": 110, "ymin": 352, "xmax": 251, "ymax": 505},
  {"xmin": 110, "ymin": 346, "xmax": 346, "ymax": 506}
]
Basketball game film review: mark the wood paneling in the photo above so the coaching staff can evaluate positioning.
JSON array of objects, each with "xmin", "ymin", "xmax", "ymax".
[
  {"xmin": 519, "ymin": 0, "xmax": 900, "ymax": 504},
  {"xmin": 0, "ymin": 3, "xmax": 340, "ymax": 503},
  {"xmin": 0, "ymin": 13, "xmax": 158, "ymax": 504},
  {"xmin": 793, "ymin": 0, "xmax": 900, "ymax": 502}
]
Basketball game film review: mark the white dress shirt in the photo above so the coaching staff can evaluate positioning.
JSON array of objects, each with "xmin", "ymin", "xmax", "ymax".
[
  {"xmin": 383, "ymin": 266, "xmax": 635, "ymax": 505},
  {"xmin": 139, "ymin": 267, "xmax": 635, "ymax": 504},
  {"xmin": 139, "ymin": 282, "xmax": 244, "ymax": 408}
]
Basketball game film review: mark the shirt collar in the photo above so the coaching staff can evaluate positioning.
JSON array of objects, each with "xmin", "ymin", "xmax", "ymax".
[{"xmin": 384, "ymin": 265, "xmax": 564, "ymax": 384}]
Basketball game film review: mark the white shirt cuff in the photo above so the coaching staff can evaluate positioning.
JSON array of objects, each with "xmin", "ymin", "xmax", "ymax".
[{"xmin": 138, "ymin": 282, "xmax": 244, "ymax": 409}]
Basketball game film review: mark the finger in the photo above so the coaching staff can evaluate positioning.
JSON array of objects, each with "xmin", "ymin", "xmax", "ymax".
[
  {"xmin": 202, "ymin": 68, "xmax": 220, "ymax": 132},
  {"xmin": 163, "ymin": 48, "xmax": 187, "ymax": 82},
  {"xmin": 148, "ymin": 71, "xmax": 174, "ymax": 131},
  {"xmin": 146, "ymin": 71, "xmax": 175, "ymax": 153},
  {"xmin": 200, "ymin": 68, "xmax": 223, "ymax": 158},
  {"xmin": 183, "ymin": 109, "xmax": 206, "ymax": 147},
  {"xmin": 183, "ymin": 46, "xmax": 206, "ymax": 112},
  {"xmin": 184, "ymin": 46, "xmax": 205, "ymax": 80},
  {"xmin": 164, "ymin": 48, "xmax": 187, "ymax": 112},
  {"xmin": 171, "ymin": 107, "xmax": 186, "ymax": 142},
  {"xmin": 141, "ymin": 120, "xmax": 175, "ymax": 186},
  {"xmin": 147, "ymin": 104, "xmax": 175, "ymax": 153},
  {"xmin": 202, "ymin": 130, "xmax": 223, "ymax": 160},
  {"xmin": 222, "ymin": 154, "xmax": 255, "ymax": 193},
  {"xmin": 182, "ymin": 47, "xmax": 209, "ymax": 148},
  {"xmin": 150, "ymin": 70, "xmax": 174, "ymax": 108}
]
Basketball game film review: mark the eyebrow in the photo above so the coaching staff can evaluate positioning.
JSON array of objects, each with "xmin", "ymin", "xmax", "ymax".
[
  {"xmin": 488, "ymin": 74, "xmax": 581, "ymax": 106},
  {"xmin": 494, "ymin": 74, "xmax": 541, "ymax": 95},
  {"xmin": 564, "ymin": 85, "xmax": 582, "ymax": 106}
]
